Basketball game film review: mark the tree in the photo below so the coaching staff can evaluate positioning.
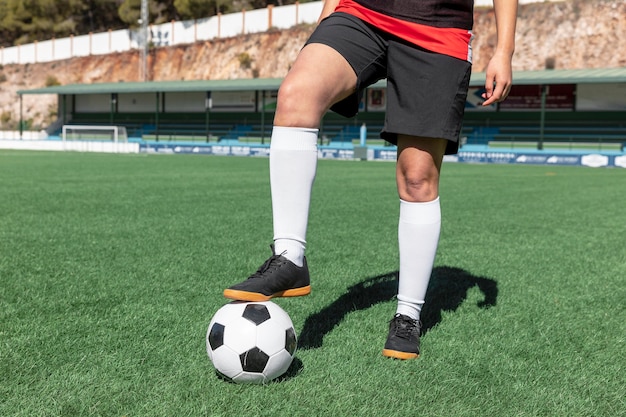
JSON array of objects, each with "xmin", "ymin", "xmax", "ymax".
[
  {"xmin": 173, "ymin": 0, "xmax": 230, "ymax": 20},
  {"xmin": 118, "ymin": 0, "xmax": 178, "ymax": 27},
  {"xmin": 0, "ymin": 0, "xmax": 313, "ymax": 47},
  {"xmin": 1, "ymin": 0, "xmax": 32, "ymax": 45},
  {"xmin": 78, "ymin": 0, "xmax": 126, "ymax": 34},
  {"xmin": 0, "ymin": 0, "xmax": 125, "ymax": 46},
  {"xmin": 0, "ymin": 0, "xmax": 84, "ymax": 45}
]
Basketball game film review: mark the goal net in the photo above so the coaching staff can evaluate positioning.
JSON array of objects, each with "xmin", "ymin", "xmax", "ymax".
[{"xmin": 62, "ymin": 125, "xmax": 128, "ymax": 143}]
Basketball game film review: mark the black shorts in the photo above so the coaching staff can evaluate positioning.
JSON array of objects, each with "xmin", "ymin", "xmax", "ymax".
[{"xmin": 306, "ymin": 13, "xmax": 472, "ymax": 155}]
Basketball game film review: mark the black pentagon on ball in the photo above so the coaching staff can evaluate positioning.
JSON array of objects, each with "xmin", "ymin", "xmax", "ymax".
[
  {"xmin": 242, "ymin": 304, "xmax": 271, "ymax": 325},
  {"xmin": 208, "ymin": 323, "xmax": 225, "ymax": 350},
  {"xmin": 285, "ymin": 327, "xmax": 297, "ymax": 355},
  {"xmin": 240, "ymin": 347, "xmax": 270, "ymax": 373}
]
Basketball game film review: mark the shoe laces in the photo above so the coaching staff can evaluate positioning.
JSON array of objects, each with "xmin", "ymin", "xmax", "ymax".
[
  {"xmin": 249, "ymin": 254, "xmax": 284, "ymax": 279},
  {"xmin": 390, "ymin": 314, "xmax": 420, "ymax": 340},
  {"xmin": 248, "ymin": 245, "xmax": 287, "ymax": 280}
]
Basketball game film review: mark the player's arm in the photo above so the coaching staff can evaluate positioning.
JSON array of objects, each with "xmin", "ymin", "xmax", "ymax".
[
  {"xmin": 318, "ymin": 0, "xmax": 341, "ymax": 23},
  {"xmin": 482, "ymin": 0, "xmax": 518, "ymax": 106}
]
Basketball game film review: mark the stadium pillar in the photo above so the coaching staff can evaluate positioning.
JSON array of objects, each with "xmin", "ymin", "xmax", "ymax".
[
  {"xmin": 110, "ymin": 93, "xmax": 117, "ymax": 125},
  {"xmin": 538, "ymin": 85, "xmax": 547, "ymax": 150},
  {"xmin": 19, "ymin": 95, "xmax": 23, "ymax": 139},
  {"xmin": 155, "ymin": 92, "xmax": 160, "ymax": 142},
  {"xmin": 62, "ymin": 95, "xmax": 67, "ymax": 127},
  {"xmin": 261, "ymin": 90, "xmax": 266, "ymax": 144},
  {"xmin": 206, "ymin": 91, "xmax": 212, "ymax": 142}
]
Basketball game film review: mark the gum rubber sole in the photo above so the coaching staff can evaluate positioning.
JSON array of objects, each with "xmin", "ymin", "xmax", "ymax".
[
  {"xmin": 382, "ymin": 349, "xmax": 419, "ymax": 360},
  {"xmin": 223, "ymin": 285, "xmax": 311, "ymax": 302}
]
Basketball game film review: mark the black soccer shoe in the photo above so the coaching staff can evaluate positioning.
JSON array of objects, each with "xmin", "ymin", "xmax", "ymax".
[
  {"xmin": 223, "ymin": 246, "xmax": 311, "ymax": 302},
  {"xmin": 382, "ymin": 314, "xmax": 421, "ymax": 360}
]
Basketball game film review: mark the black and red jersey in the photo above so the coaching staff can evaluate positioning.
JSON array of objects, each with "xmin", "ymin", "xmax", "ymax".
[
  {"xmin": 334, "ymin": 0, "xmax": 475, "ymax": 62},
  {"xmin": 351, "ymin": 0, "xmax": 474, "ymax": 29}
]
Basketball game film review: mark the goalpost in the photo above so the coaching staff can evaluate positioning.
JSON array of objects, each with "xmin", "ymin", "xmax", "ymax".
[
  {"xmin": 62, "ymin": 125, "xmax": 128, "ymax": 143},
  {"xmin": 60, "ymin": 125, "xmax": 137, "ymax": 153}
]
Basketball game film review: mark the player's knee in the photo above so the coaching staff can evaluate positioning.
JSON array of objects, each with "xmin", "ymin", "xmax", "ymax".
[
  {"xmin": 277, "ymin": 80, "xmax": 306, "ymax": 113},
  {"xmin": 275, "ymin": 80, "xmax": 322, "ymax": 127},
  {"xmin": 398, "ymin": 175, "xmax": 439, "ymax": 202}
]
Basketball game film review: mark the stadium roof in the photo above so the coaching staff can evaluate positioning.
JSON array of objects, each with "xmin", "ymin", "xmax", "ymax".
[
  {"xmin": 17, "ymin": 67, "xmax": 626, "ymax": 95},
  {"xmin": 472, "ymin": 67, "xmax": 626, "ymax": 85},
  {"xmin": 18, "ymin": 78, "xmax": 285, "ymax": 95}
]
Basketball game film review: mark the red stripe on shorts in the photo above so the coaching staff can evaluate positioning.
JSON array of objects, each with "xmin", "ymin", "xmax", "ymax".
[{"xmin": 335, "ymin": 0, "xmax": 473, "ymax": 62}]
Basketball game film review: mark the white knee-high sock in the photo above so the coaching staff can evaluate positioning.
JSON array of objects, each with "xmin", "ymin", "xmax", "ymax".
[
  {"xmin": 396, "ymin": 197, "xmax": 441, "ymax": 321},
  {"xmin": 270, "ymin": 126, "xmax": 319, "ymax": 267}
]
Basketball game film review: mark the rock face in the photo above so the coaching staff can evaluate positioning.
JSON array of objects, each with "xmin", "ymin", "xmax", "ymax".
[
  {"xmin": 472, "ymin": 0, "xmax": 626, "ymax": 71},
  {"xmin": 1, "ymin": 0, "xmax": 625, "ymax": 129}
]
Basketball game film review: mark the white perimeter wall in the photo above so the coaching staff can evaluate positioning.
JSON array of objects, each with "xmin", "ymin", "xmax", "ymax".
[{"xmin": 0, "ymin": 0, "xmax": 565, "ymax": 66}]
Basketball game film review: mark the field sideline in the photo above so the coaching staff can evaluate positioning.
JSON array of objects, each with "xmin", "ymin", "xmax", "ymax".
[{"xmin": 1, "ymin": 150, "xmax": 624, "ymax": 417}]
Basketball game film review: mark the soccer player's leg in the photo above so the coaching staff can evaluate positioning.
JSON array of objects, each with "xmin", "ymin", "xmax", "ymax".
[
  {"xmin": 383, "ymin": 136, "xmax": 447, "ymax": 359},
  {"xmin": 381, "ymin": 39, "xmax": 469, "ymax": 358},
  {"xmin": 223, "ymin": 43, "xmax": 357, "ymax": 302}
]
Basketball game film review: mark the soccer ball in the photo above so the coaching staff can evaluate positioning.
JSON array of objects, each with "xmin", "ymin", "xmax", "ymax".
[{"xmin": 206, "ymin": 301, "xmax": 297, "ymax": 384}]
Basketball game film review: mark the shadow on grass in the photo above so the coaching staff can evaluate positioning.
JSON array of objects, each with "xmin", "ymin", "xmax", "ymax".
[
  {"xmin": 275, "ymin": 357, "xmax": 304, "ymax": 382},
  {"xmin": 213, "ymin": 357, "xmax": 304, "ymax": 384},
  {"xmin": 298, "ymin": 266, "xmax": 497, "ymax": 350}
]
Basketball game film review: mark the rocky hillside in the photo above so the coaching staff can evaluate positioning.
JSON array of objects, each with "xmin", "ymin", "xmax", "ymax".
[{"xmin": 1, "ymin": 0, "xmax": 625, "ymax": 130}]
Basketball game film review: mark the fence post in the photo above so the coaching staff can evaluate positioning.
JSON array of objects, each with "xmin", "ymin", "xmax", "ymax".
[
  {"xmin": 242, "ymin": 9, "xmax": 246, "ymax": 34},
  {"xmin": 296, "ymin": 1, "xmax": 300, "ymax": 25},
  {"xmin": 268, "ymin": 4, "xmax": 274, "ymax": 29}
]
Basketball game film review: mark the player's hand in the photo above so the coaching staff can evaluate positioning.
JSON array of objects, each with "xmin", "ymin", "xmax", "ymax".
[{"xmin": 481, "ymin": 52, "xmax": 513, "ymax": 106}]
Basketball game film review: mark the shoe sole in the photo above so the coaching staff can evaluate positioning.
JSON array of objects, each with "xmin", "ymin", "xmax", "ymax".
[
  {"xmin": 223, "ymin": 285, "xmax": 311, "ymax": 302},
  {"xmin": 382, "ymin": 348, "xmax": 419, "ymax": 360}
]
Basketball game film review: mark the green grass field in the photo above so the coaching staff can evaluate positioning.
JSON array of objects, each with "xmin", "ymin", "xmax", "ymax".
[{"xmin": 1, "ymin": 151, "xmax": 624, "ymax": 417}]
